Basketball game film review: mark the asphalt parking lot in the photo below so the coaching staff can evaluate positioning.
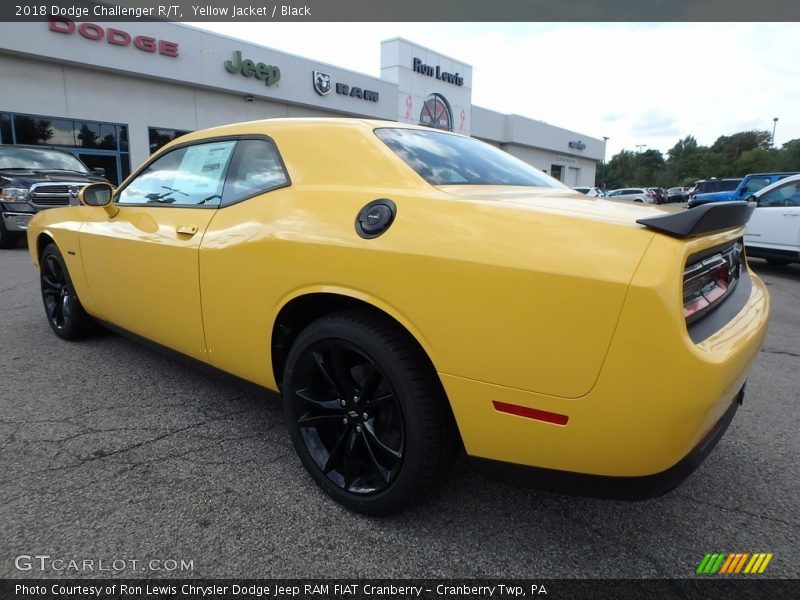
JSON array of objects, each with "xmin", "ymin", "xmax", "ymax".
[{"xmin": 1, "ymin": 244, "xmax": 798, "ymax": 579}]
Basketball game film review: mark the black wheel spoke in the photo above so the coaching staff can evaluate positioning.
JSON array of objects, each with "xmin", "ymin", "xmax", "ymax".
[
  {"xmin": 51, "ymin": 297, "xmax": 63, "ymax": 324},
  {"xmin": 358, "ymin": 364, "xmax": 382, "ymax": 401},
  {"xmin": 296, "ymin": 387, "xmax": 343, "ymax": 412},
  {"xmin": 297, "ymin": 412, "xmax": 345, "ymax": 428},
  {"xmin": 328, "ymin": 346, "xmax": 356, "ymax": 399},
  {"xmin": 363, "ymin": 421, "xmax": 402, "ymax": 459},
  {"xmin": 359, "ymin": 429, "xmax": 391, "ymax": 483},
  {"xmin": 42, "ymin": 288, "xmax": 60, "ymax": 298},
  {"xmin": 42, "ymin": 276, "xmax": 60, "ymax": 289},
  {"xmin": 312, "ymin": 351, "xmax": 347, "ymax": 399},
  {"xmin": 341, "ymin": 430, "xmax": 358, "ymax": 490},
  {"xmin": 61, "ymin": 295, "xmax": 72, "ymax": 326},
  {"xmin": 323, "ymin": 427, "xmax": 350, "ymax": 474},
  {"xmin": 369, "ymin": 392, "xmax": 394, "ymax": 409}
]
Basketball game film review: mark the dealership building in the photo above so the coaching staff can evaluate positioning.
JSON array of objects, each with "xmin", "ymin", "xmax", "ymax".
[{"xmin": 0, "ymin": 19, "xmax": 605, "ymax": 185}]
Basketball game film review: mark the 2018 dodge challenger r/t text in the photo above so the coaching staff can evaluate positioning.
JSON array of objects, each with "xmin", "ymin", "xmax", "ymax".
[{"xmin": 27, "ymin": 119, "xmax": 770, "ymax": 515}]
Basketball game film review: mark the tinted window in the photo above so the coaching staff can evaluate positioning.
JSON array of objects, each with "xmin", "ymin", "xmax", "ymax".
[
  {"xmin": 13, "ymin": 115, "xmax": 75, "ymax": 146},
  {"xmin": 0, "ymin": 113, "xmax": 11, "ymax": 144},
  {"xmin": 375, "ymin": 128, "xmax": 564, "ymax": 188},
  {"xmin": 222, "ymin": 139, "xmax": 289, "ymax": 205},
  {"xmin": 149, "ymin": 127, "xmax": 192, "ymax": 154},
  {"xmin": 759, "ymin": 181, "xmax": 800, "ymax": 207},
  {"xmin": 0, "ymin": 146, "xmax": 89, "ymax": 172},
  {"xmin": 719, "ymin": 179, "xmax": 740, "ymax": 192},
  {"xmin": 118, "ymin": 141, "xmax": 236, "ymax": 207}
]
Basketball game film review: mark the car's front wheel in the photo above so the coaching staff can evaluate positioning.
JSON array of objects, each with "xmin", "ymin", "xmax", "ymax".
[
  {"xmin": 40, "ymin": 244, "xmax": 95, "ymax": 340},
  {"xmin": 282, "ymin": 310, "xmax": 457, "ymax": 516}
]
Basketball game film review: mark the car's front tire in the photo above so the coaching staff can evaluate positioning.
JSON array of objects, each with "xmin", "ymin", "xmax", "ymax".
[
  {"xmin": 39, "ymin": 244, "xmax": 95, "ymax": 340},
  {"xmin": 282, "ymin": 310, "xmax": 457, "ymax": 516}
]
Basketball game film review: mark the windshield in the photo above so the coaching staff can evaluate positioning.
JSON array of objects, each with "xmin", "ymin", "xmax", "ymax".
[
  {"xmin": 0, "ymin": 147, "xmax": 90, "ymax": 172},
  {"xmin": 375, "ymin": 128, "xmax": 565, "ymax": 188}
]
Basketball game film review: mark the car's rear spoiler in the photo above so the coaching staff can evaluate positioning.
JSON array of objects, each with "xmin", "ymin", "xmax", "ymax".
[{"xmin": 636, "ymin": 201, "xmax": 754, "ymax": 238}]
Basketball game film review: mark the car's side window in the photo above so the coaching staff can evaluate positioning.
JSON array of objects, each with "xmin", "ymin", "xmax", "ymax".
[
  {"xmin": 760, "ymin": 182, "xmax": 800, "ymax": 207},
  {"xmin": 222, "ymin": 138, "xmax": 289, "ymax": 205},
  {"xmin": 117, "ymin": 141, "xmax": 237, "ymax": 207}
]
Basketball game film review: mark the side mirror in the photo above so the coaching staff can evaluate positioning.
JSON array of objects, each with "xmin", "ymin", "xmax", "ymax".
[
  {"xmin": 92, "ymin": 167, "xmax": 106, "ymax": 177},
  {"xmin": 78, "ymin": 182, "xmax": 118, "ymax": 217},
  {"xmin": 746, "ymin": 194, "xmax": 757, "ymax": 206}
]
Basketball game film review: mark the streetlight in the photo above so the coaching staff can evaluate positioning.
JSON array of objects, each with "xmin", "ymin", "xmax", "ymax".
[
  {"xmin": 601, "ymin": 136, "xmax": 610, "ymax": 190},
  {"xmin": 635, "ymin": 144, "xmax": 647, "ymax": 153},
  {"xmin": 772, "ymin": 117, "xmax": 779, "ymax": 147}
]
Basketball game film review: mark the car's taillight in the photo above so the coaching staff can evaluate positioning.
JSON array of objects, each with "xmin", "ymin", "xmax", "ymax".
[{"xmin": 683, "ymin": 240, "xmax": 743, "ymax": 324}]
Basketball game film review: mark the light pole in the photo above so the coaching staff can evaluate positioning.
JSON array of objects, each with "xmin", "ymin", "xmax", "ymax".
[
  {"xmin": 772, "ymin": 117, "xmax": 779, "ymax": 147},
  {"xmin": 635, "ymin": 144, "xmax": 647, "ymax": 153},
  {"xmin": 601, "ymin": 136, "xmax": 610, "ymax": 190}
]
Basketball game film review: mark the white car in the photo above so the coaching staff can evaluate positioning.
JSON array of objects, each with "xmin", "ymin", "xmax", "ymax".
[
  {"xmin": 607, "ymin": 188, "xmax": 655, "ymax": 204},
  {"xmin": 574, "ymin": 186, "xmax": 605, "ymax": 197},
  {"xmin": 744, "ymin": 174, "xmax": 800, "ymax": 265}
]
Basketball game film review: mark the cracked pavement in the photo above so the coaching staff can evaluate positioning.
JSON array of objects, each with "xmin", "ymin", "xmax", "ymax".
[{"xmin": 1, "ymin": 245, "xmax": 798, "ymax": 579}]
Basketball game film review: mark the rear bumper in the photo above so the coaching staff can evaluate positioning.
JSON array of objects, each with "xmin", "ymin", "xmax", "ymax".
[{"xmin": 471, "ymin": 388, "xmax": 742, "ymax": 500}]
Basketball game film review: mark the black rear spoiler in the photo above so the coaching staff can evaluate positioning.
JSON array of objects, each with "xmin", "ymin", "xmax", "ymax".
[{"xmin": 636, "ymin": 201, "xmax": 754, "ymax": 238}]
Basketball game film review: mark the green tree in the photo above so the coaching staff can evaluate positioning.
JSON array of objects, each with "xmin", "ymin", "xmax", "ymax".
[
  {"xmin": 777, "ymin": 139, "xmax": 800, "ymax": 171},
  {"xmin": 734, "ymin": 148, "xmax": 780, "ymax": 174},
  {"xmin": 710, "ymin": 130, "xmax": 772, "ymax": 169}
]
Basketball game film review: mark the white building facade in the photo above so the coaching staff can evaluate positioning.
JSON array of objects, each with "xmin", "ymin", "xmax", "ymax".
[{"xmin": 0, "ymin": 19, "xmax": 604, "ymax": 185}]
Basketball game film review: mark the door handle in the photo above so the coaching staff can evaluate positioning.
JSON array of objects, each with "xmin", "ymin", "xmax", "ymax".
[{"xmin": 177, "ymin": 224, "xmax": 199, "ymax": 235}]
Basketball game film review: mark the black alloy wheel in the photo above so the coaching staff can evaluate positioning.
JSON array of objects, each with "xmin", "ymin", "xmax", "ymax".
[
  {"xmin": 39, "ymin": 244, "xmax": 94, "ymax": 340},
  {"xmin": 293, "ymin": 340, "xmax": 404, "ymax": 495},
  {"xmin": 282, "ymin": 311, "xmax": 457, "ymax": 515}
]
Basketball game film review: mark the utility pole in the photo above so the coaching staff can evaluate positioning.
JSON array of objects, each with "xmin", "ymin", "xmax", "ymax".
[{"xmin": 601, "ymin": 136, "xmax": 610, "ymax": 190}]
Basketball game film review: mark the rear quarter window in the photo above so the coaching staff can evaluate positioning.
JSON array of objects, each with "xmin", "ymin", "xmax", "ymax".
[{"xmin": 375, "ymin": 127, "xmax": 564, "ymax": 188}]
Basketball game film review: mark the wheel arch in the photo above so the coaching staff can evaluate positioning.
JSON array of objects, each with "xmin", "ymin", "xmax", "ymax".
[
  {"xmin": 271, "ymin": 291, "xmax": 440, "ymax": 390},
  {"xmin": 35, "ymin": 232, "xmax": 56, "ymax": 265}
]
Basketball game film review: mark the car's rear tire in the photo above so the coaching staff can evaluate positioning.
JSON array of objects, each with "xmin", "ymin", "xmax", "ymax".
[
  {"xmin": 0, "ymin": 220, "xmax": 20, "ymax": 249},
  {"xmin": 282, "ymin": 310, "xmax": 457, "ymax": 516},
  {"xmin": 39, "ymin": 244, "xmax": 95, "ymax": 340}
]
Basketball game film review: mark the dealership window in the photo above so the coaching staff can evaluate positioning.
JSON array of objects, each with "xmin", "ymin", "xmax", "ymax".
[
  {"xmin": 0, "ymin": 111, "xmax": 130, "ymax": 185},
  {"xmin": 0, "ymin": 113, "xmax": 12, "ymax": 144},
  {"xmin": 148, "ymin": 127, "xmax": 192, "ymax": 154}
]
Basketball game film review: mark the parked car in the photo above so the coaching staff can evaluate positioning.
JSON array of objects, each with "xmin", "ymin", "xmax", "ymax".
[
  {"xmin": 26, "ymin": 119, "xmax": 769, "ymax": 515},
  {"xmin": 687, "ymin": 178, "xmax": 741, "ymax": 204},
  {"xmin": 744, "ymin": 174, "xmax": 800, "ymax": 265},
  {"xmin": 689, "ymin": 173, "xmax": 799, "ymax": 208},
  {"xmin": 0, "ymin": 145, "xmax": 107, "ymax": 249},
  {"xmin": 573, "ymin": 186, "xmax": 605, "ymax": 197},
  {"xmin": 667, "ymin": 187, "xmax": 687, "ymax": 203},
  {"xmin": 648, "ymin": 187, "xmax": 668, "ymax": 205},
  {"xmin": 607, "ymin": 187, "xmax": 655, "ymax": 203}
]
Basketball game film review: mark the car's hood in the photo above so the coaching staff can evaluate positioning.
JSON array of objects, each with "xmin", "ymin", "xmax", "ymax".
[
  {"xmin": 0, "ymin": 169, "xmax": 104, "ymax": 187},
  {"xmin": 435, "ymin": 185, "xmax": 679, "ymax": 227}
]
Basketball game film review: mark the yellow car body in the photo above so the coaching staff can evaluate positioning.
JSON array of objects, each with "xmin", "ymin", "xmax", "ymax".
[{"xmin": 27, "ymin": 119, "xmax": 770, "ymax": 512}]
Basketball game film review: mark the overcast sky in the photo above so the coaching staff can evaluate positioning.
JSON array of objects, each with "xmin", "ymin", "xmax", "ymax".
[{"xmin": 195, "ymin": 22, "xmax": 799, "ymax": 159}]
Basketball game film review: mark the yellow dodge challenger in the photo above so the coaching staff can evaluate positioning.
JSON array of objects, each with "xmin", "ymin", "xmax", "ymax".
[{"xmin": 26, "ymin": 119, "xmax": 770, "ymax": 515}]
